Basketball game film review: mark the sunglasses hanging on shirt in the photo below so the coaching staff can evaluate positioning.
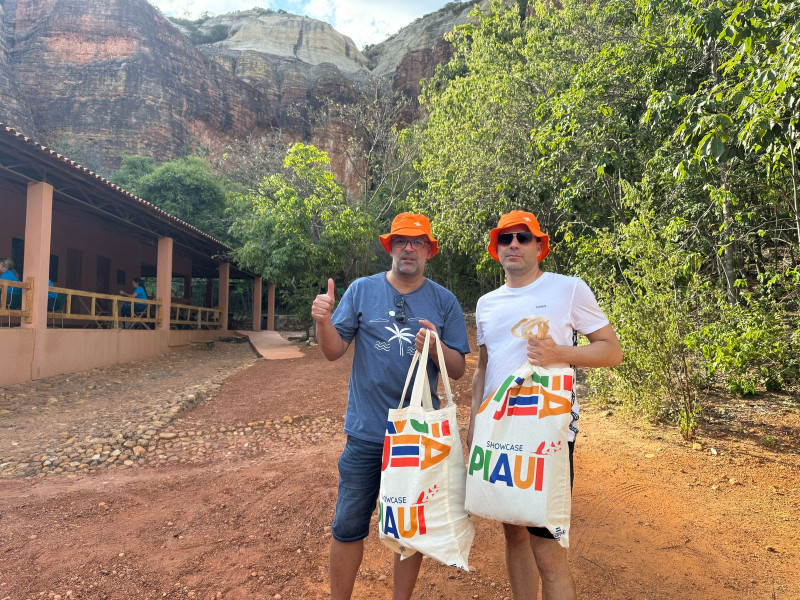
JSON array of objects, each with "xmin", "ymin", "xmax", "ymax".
[{"xmin": 393, "ymin": 294, "xmax": 406, "ymax": 323}]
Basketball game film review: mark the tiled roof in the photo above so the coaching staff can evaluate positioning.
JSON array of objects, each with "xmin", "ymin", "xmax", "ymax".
[{"xmin": 0, "ymin": 122, "xmax": 231, "ymax": 252}]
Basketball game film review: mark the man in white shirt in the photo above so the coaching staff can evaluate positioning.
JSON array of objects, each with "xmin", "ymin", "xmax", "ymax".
[{"xmin": 468, "ymin": 210, "xmax": 622, "ymax": 600}]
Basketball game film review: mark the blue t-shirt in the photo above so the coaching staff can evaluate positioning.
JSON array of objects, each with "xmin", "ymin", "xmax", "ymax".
[
  {"xmin": 133, "ymin": 285, "xmax": 147, "ymax": 310},
  {"xmin": 332, "ymin": 273, "xmax": 471, "ymax": 443}
]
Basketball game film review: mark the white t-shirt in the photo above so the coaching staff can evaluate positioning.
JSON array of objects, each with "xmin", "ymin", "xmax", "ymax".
[{"xmin": 476, "ymin": 272, "xmax": 609, "ymax": 441}]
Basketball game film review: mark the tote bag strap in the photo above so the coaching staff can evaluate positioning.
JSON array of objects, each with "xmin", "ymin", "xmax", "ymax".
[
  {"xmin": 397, "ymin": 328, "xmax": 455, "ymax": 410},
  {"xmin": 398, "ymin": 327, "xmax": 434, "ymax": 410},
  {"xmin": 431, "ymin": 329, "xmax": 454, "ymax": 408}
]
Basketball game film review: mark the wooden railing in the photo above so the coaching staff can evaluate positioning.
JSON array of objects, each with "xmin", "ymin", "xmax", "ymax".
[
  {"xmin": 0, "ymin": 278, "xmax": 33, "ymax": 323},
  {"xmin": 170, "ymin": 303, "xmax": 221, "ymax": 329},
  {"xmin": 2, "ymin": 283, "xmax": 221, "ymax": 330},
  {"xmin": 47, "ymin": 286, "xmax": 161, "ymax": 329}
]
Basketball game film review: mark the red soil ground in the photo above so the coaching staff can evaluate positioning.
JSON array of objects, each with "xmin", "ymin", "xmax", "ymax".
[{"xmin": 1, "ymin": 343, "xmax": 798, "ymax": 599}]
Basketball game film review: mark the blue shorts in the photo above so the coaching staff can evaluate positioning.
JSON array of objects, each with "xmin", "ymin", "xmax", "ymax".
[
  {"xmin": 527, "ymin": 440, "xmax": 575, "ymax": 539},
  {"xmin": 331, "ymin": 435, "xmax": 383, "ymax": 542}
]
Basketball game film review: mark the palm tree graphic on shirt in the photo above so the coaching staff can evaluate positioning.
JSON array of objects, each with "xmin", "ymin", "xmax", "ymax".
[{"xmin": 385, "ymin": 323, "xmax": 414, "ymax": 356}]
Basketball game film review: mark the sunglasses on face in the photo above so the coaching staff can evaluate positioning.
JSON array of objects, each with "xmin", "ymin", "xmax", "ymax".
[
  {"xmin": 497, "ymin": 231, "xmax": 536, "ymax": 246},
  {"xmin": 393, "ymin": 294, "xmax": 406, "ymax": 323},
  {"xmin": 392, "ymin": 238, "xmax": 429, "ymax": 250}
]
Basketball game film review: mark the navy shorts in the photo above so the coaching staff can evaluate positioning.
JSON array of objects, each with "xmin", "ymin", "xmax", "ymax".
[
  {"xmin": 527, "ymin": 440, "xmax": 575, "ymax": 539},
  {"xmin": 331, "ymin": 435, "xmax": 383, "ymax": 542}
]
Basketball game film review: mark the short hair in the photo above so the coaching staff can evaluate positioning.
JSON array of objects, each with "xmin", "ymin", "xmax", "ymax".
[
  {"xmin": 132, "ymin": 277, "xmax": 143, "ymax": 285},
  {"xmin": 0, "ymin": 257, "xmax": 14, "ymax": 271}
]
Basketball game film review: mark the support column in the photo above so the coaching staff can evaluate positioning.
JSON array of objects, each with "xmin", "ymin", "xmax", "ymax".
[
  {"xmin": 157, "ymin": 237, "xmax": 173, "ymax": 332},
  {"xmin": 218, "ymin": 263, "xmax": 230, "ymax": 331},
  {"xmin": 22, "ymin": 182, "xmax": 54, "ymax": 331},
  {"xmin": 267, "ymin": 282, "xmax": 276, "ymax": 331},
  {"xmin": 252, "ymin": 277, "xmax": 262, "ymax": 332},
  {"xmin": 205, "ymin": 278, "xmax": 214, "ymax": 307},
  {"xmin": 183, "ymin": 274, "xmax": 192, "ymax": 302}
]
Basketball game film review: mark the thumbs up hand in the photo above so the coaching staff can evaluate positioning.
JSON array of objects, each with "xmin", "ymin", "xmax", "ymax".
[{"xmin": 311, "ymin": 278, "xmax": 336, "ymax": 323}]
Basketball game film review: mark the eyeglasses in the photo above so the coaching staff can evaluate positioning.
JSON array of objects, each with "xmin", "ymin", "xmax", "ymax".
[
  {"xmin": 497, "ymin": 231, "xmax": 536, "ymax": 246},
  {"xmin": 392, "ymin": 238, "xmax": 429, "ymax": 250},
  {"xmin": 393, "ymin": 294, "xmax": 406, "ymax": 323}
]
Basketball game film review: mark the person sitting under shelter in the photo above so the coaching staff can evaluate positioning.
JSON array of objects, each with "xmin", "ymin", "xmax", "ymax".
[
  {"xmin": 47, "ymin": 280, "xmax": 58, "ymax": 310},
  {"xmin": 0, "ymin": 257, "xmax": 21, "ymax": 309},
  {"xmin": 119, "ymin": 277, "xmax": 148, "ymax": 317}
]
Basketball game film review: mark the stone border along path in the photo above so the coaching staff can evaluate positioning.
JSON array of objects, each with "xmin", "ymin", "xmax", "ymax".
[{"xmin": 0, "ymin": 342, "xmax": 332, "ymax": 479}]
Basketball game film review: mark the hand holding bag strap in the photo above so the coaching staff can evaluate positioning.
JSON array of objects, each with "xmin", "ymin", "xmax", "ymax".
[
  {"xmin": 510, "ymin": 315, "xmax": 550, "ymax": 340},
  {"xmin": 510, "ymin": 315, "xmax": 550, "ymax": 381}
]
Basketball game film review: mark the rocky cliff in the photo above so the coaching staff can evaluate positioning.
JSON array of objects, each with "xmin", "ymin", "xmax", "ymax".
[
  {"xmin": 0, "ymin": 0, "xmax": 485, "ymax": 184},
  {"xmin": 0, "ymin": 0, "xmax": 37, "ymax": 136},
  {"xmin": 0, "ymin": 0, "xmax": 274, "ymax": 173},
  {"xmin": 198, "ymin": 11, "xmax": 369, "ymax": 74},
  {"xmin": 366, "ymin": 2, "xmax": 476, "ymax": 82}
]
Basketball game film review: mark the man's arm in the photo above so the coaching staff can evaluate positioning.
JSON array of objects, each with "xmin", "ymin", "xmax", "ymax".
[
  {"xmin": 414, "ymin": 319, "xmax": 466, "ymax": 380},
  {"xmin": 526, "ymin": 323, "xmax": 623, "ymax": 368},
  {"xmin": 467, "ymin": 344, "xmax": 488, "ymax": 448},
  {"xmin": 311, "ymin": 278, "xmax": 350, "ymax": 361}
]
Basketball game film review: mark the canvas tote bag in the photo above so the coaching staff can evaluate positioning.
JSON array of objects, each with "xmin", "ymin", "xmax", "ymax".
[
  {"xmin": 465, "ymin": 316, "xmax": 574, "ymax": 547},
  {"xmin": 378, "ymin": 328, "xmax": 475, "ymax": 570}
]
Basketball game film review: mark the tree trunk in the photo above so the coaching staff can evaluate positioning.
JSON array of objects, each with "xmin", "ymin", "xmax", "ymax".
[{"xmin": 789, "ymin": 142, "xmax": 800, "ymax": 248}]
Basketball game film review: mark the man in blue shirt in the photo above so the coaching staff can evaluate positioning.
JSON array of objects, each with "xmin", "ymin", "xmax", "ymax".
[
  {"xmin": 311, "ymin": 213, "xmax": 471, "ymax": 600},
  {"xmin": 119, "ymin": 277, "xmax": 147, "ymax": 317}
]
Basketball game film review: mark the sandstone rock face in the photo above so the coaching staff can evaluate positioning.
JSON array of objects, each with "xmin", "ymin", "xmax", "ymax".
[
  {"xmin": 0, "ymin": 0, "xmax": 490, "ymax": 187},
  {"xmin": 365, "ymin": 2, "xmax": 477, "ymax": 80},
  {"xmin": 196, "ymin": 10, "xmax": 364, "ymax": 148},
  {"xmin": 1, "ymin": 0, "xmax": 272, "ymax": 172},
  {"xmin": 0, "ymin": 0, "xmax": 38, "ymax": 135},
  {"xmin": 365, "ymin": 0, "xmax": 492, "ymax": 120},
  {"xmin": 198, "ymin": 11, "xmax": 369, "ymax": 74}
]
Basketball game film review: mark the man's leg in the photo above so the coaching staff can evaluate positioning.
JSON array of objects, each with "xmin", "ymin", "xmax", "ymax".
[
  {"xmin": 503, "ymin": 523, "xmax": 540, "ymax": 599},
  {"xmin": 523, "ymin": 441, "xmax": 576, "ymax": 599},
  {"xmin": 329, "ymin": 436, "xmax": 383, "ymax": 599},
  {"xmin": 330, "ymin": 538, "xmax": 364, "ymax": 600},
  {"xmin": 530, "ymin": 536, "xmax": 576, "ymax": 600},
  {"xmin": 392, "ymin": 551, "xmax": 423, "ymax": 600}
]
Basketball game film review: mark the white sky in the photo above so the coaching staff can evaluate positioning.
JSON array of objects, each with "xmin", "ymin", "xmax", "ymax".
[{"xmin": 148, "ymin": 0, "xmax": 456, "ymax": 49}]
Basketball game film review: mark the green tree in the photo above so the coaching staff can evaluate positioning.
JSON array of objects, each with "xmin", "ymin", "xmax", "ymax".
[
  {"xmin": 133, "ymin": 156, "xmax": 230, "ymax": 240},
  {"xmin": 109, "ymin": 155, "xmax": 157, "ymax": 197},
  {"xmin": 228, "ymin": 143, "xmax": 375, "ymax": 320},
  {"xmin": 414, "ymin": 0, "xmax": 657, "ymax": 277},
  {"xmin": 412, "ymin": 0, "xmax": 800, "ymax": 431}
]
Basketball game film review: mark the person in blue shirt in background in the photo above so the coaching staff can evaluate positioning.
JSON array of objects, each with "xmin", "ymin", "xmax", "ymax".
[
  {"xmin": 1, "ymin": 257, "xmax": 21, "ymax": 309},
  {"xmin": 1, "ymin": 258, "xmax": 57, "ymax": 310},
  {"xmin": 119, "ymin": 277, "xmax": 147, "ymax": 317}
]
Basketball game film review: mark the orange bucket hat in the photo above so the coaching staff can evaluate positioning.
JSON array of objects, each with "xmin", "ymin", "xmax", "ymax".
[
  {"xmin": 488, "ymin": 210, "xmax": 550, "ymax": 262},
  {"xmin": 379, "ymin": 212, "xmax": 439, "ymax": 258}
]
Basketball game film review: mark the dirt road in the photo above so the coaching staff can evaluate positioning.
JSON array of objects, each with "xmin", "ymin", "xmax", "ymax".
[{"xmin": 1, "ymin": 343, "xmax": 798, "ymax": 599}]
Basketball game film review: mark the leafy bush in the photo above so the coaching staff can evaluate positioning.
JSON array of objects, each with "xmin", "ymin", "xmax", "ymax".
[
  {"xmin": 577, "ymin": 189, "xmax": 704, "ymax": 439},
  {"xmin": 687, "ymin": 270, "xmax": 800, "ymax": 395}
]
